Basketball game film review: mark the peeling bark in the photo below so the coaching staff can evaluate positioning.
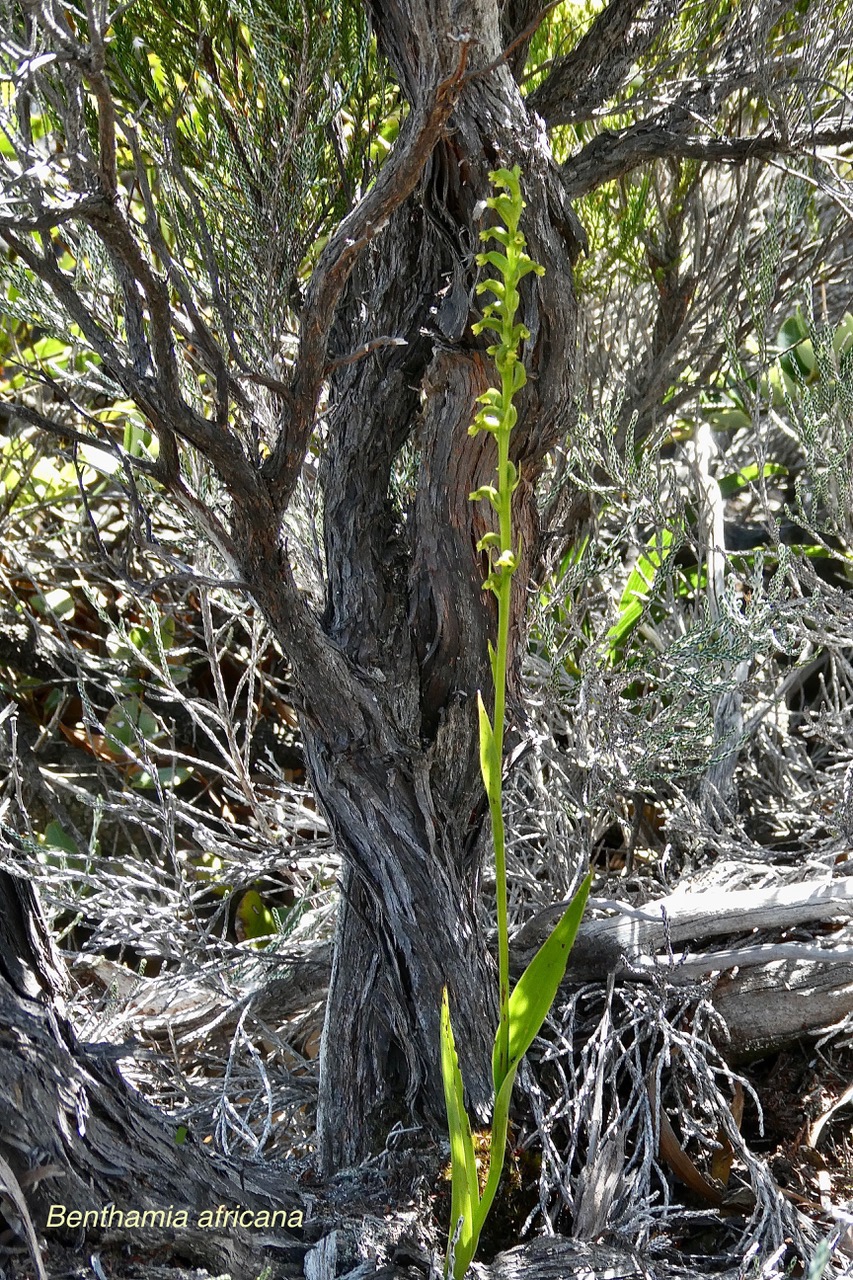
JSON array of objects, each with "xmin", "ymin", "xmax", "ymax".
[
  {"xmin": 0, "ymin": 869, "xmax": 306, "ymax": 1275},
  {"xmin": 283, "ymin": 7, "xmax": 581, "ymax": 1169}
]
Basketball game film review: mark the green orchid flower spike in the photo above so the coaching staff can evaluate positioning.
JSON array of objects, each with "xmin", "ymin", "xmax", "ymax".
[{"xmin": 441, "ymin": 165, "xmax": 591, "ymax": 1280}]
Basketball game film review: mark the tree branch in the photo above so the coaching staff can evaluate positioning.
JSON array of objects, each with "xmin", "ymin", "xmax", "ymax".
[
  {"xmin": 1, "ymin": 228, "xmax": 129, "ymax": 376},
  {"xmin": 1, "ymin": 222, "xmax": 265, "ymax": 509},
  {"xmin": 562, "ymin": 120, "xmax": 853, "ymax": 198},
  {"xmin": 464, "ymin": 0, "xmax": 562, "ymax": 86},
  {"xmin": 125, "ymin": 127, "xmax": 248, "ymax": 428},
  {"xmin": 529, "ymin": 0, "xmax": 683, "ymax": 126},
  {"xmin": 0, "ymin": 195, "xmax": 109, "ymax": 233},
  {"xmin": 261, "ymin": 45, "xmax": 470, "ymax": 510},
  {"xmin": 325, "ymin": 335, "xmax": 408, "ymax": 373},
  {"xmin": 0, "ymin": 396, "xmax": 150, "ymax": 473},
  {"xmin": 82, "ymin": 0, "xmax": 119, "ymax": 198},
  {"xmin": 499, "ymin": 0, "xmax": 555, "ymax": 79}
]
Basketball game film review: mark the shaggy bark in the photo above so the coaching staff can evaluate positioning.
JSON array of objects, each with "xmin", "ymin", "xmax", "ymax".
[
  {"xmin": 9, "ymin": 0, "xmax": 851, "ymax": 1196},
  {"xmin": 0, "ymin": 869, "xmax": 306, "ymax": 1275},
  {"xmin": 233, "ymin": 5, "xmax": 583, "ymax": 1171}
]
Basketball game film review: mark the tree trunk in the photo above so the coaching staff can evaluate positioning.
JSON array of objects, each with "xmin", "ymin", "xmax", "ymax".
[
  {"xmin": 1, "ymin": 0, "xmax": 582, "ymax": 1179},
  {"xmin": 0, "ymin": 866, "xmax": 306, "ymax": 1276},
  {"xmin": 243, "ymin": 4, "xmax": 583, "ymax": 1171},
  {"xmin": 308, "ymin": 732, "xmax": 496, "ymax": 1170}
]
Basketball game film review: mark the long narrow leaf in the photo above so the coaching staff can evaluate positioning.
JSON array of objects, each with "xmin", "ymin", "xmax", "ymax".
[
  {"xmin": 493, "ymin": 873, "xmax": 592, "ymax": 1092},
  {"xmin": 607, "ymin": 528, "xmax": 676, "ymax": 656},
  {"xmin": 440, "ymin": 988, "xmax": 478, "ymax": 1275},
  {"xmin": 471, "ymin": 1060, "xmax": 517, "ymax": 1243},
  {"xmin": 717, "ymin": 462, "xmax": 787, "ymax": 499},
  {"xmin": 472, "ymin": 878, "xmax": 592, "ymax": 1266}
]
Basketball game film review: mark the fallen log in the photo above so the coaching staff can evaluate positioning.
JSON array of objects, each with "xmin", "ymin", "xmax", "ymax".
[
  {"xmin": 516, "ymin": 877, "xmax": 853, "ymax": 976},
  {"xmin": 79, "ymin": 878, "xmax": 853, "ymax": 1069},
  {"xmin": 712, "ymin": 957, "xmax": 853, "ymax": 1059},
  {"xmin": 514, "ymin": 877, "xmax": 853, "ymax": 1058}
]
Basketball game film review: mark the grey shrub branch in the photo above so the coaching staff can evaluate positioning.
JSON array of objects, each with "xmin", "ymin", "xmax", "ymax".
[
  {"xmin": 563, "ymin": 119, "xmax": 853, "ymax": 200},
  {"xmin": 529, "ymin": 0, "xmax": 684, "ymax": 126},
  {"xmin": 260, "ymin": 43, "xmax": 471, "ymax": 511}
]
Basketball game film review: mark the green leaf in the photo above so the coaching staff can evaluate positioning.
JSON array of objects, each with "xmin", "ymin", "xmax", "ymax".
[
  {"xmin": 470, "ymin": 1059, "xmax": 517, "ymax": 1249},
  {"xmin": 441, "ymin": 988, "xmax": 479, "ymax": 1276},
  {"xmin": 104, "ymin": 696, "xmax": 160, "ymax": 750},
  {"xmin": 779, "ymin": 337, "xmax": 815, "ymax": 381},
  {"xmin": 235, "ymin": 889, "xmax": 277, "ymax": 944},
  {"xmin": 477, "ymin": 693, "xmax": 497, "ymax": 798},
  {"xmin": 607, "ymin": 527, "xmax": 676, "ymax": 656},
  {"xmin": 717, "ymin": 462, "xmax": 787, "ymax": 499},
  {"xmin": 30, "ymin": 588, "xmax": 75, "ymax": 620},
  {"xmin": 779, "ymin": 312, "xmax": 809, "ymax": 348},
  {"xmin": 832, "ymin": 311, "xmax": 853, "ymax": 357},
  {"xmin": 32, "ymin": 336, "xmax": 71, "ymax": 362},
  {"xmin": 493, "ymin": 873, "xmax": 591, "ymax": 1094},
  {"xmin": 487, "ymin": 639, "xmax": 497, "ymax": 678},
  {"xmin": 131, "ymin": 764, "xmax": 193, "ymax": 790},
  {"xmin": 39, "ymin": 820, "xmax": 78, "ymax": 856},
  {"xmin": 704, "ymin": 407, "xmax": 753, "ymax": 431}
]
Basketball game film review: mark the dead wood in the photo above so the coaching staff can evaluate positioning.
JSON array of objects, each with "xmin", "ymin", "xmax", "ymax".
[
  {"xmin": 517, "ymin": 878, "xmax": 853, "ymax": 974},
  {"xmin": 476, "ymin": 1236, "xmax": 742, "ymax": 1279},
  {"xmin": 511, "ymin": 878, "xmax": 853, "ymax": 1057},
  {"xmin": 76, "ymin": 876, "xmax": 853, "ymax": 1084},
  {"xmin": 0, "ymin": 869, "xmax": 308, "ymax": 1277},
  {"xmin": 712, "ymin": 957, "xmax": 853, "ymax": 1060},
  {"xmin": 73, "ymin": 941, "xmax": 332, "ymax": 1043},
  {"xmin": 301, "ymin": 1231, "xmax": 746, "ymax": 1279}
]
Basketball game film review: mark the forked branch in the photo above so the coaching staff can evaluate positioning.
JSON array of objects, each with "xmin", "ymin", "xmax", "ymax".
[{"xmin": 261, "ymin": 43, "xmax": 471, "ymax": 509}]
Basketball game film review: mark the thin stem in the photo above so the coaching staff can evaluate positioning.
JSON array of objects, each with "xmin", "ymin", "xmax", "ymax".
[
  {"xmin": 443, "ymin": 165, "xmax": 546, "ymax": 1280},
  {"xmin": 490, "ymin": 361, "xmax": 515, "ymax": 1086}
]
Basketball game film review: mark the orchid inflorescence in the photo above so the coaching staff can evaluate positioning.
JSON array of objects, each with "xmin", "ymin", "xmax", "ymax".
[{"xmin": 441, "ymin": 166, "xmax": 590, "ymax": 1280}]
